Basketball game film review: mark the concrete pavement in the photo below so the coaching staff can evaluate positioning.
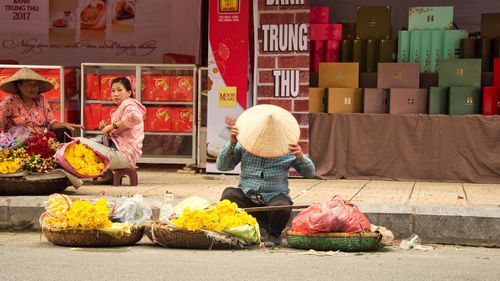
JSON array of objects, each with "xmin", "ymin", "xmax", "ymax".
[{"xmin": 1, "ymin": 166, "xmax": 499, "ymax": 246}]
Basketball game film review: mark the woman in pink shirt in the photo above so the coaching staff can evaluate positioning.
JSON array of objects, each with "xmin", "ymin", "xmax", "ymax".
[
  {"xmin": 77, "ymin": 77, "xmax": 146, "ymax": 170},
  {"xmin": 0, "ymin": 67, "xmax": 82, "ymax": 142}
]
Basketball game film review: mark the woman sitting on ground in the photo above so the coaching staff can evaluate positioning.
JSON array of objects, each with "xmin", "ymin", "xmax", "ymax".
[{"xmin": 0, "ymin": 67, "xmax": 82, "ymax": 142}]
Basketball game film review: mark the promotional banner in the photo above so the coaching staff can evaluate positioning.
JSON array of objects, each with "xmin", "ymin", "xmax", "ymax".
[
  {"xmin": 0, "ymin": 0, "xmax": 201, "ymax": 65},
  {"xmin": 206, "ymin": 0, "xmax": 252, "ymax": 173}
]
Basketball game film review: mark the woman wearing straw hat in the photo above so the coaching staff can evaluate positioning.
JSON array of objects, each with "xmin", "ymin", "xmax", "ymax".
[
  {"xmin": 216, "ymin": 104, "xmax": 316, "ymax": 247},
  {"xmin": 0, "ymin": 67, "xmax": 82, "ymax": 142}
]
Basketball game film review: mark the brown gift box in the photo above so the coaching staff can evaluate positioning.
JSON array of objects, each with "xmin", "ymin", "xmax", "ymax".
[
  {"xmin": 363, "ymin": 88, "xmax": 388, "ymax": 113},
  {"xmin": 319, "ymin": 62, "xmax": 359, "ymax": 88},
  {"xmin": 377, "ymin": 63, "xmax": 419, "ymax": 89},
  {"xmin": 327, "ymin": 88, "xmax": 362, "ymax": 113},
  {"xmin": 389, "ymin": 88, "xmax": 428, "ymax": 114},
  {"xmin": 309, "ymin": 87, "xmax": 326, "ymax": 113}
]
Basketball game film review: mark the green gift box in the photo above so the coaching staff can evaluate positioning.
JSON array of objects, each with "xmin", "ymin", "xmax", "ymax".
[
  {"xmin": 438, "ymin": 59, "xmax": 481, "ymax": 87},
  {"xmin": 397, "ymin": 30, "xmax": 410, "ymax": 63},
  {"xmin": 428, "ymin": 87, "xmax": 449, "ymax": 114},
  {"xmin": 448, "ymin": 86, "xmax": 482, "ymax": 115},
  {"xmin": 443, "ymin": 30, "xmax": 468, "ymax": 60},
  {"xmin": 408, "ymin": 6, "xmax": 453, "ymax": 30},
  {"xmin": 430, "ymin": 30, "xmax": 443, "ymax": 72}
]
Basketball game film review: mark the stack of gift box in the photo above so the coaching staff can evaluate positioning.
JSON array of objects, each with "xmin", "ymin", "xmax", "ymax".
[
  {"xmin": 84, "ymin": 73, "xmax": 193, "ymax": 132},
  {"xmin": 460, "ymin": 13, "xmax": 500, "ymax": 72},
  {"xmin": 309, "ymin": 6, "xmax": 342, "ymax": 72},
  {"xmin": 309, "ymin": 62, "xmax": 361, "ymax": 114},
  {"xmin": 429, "ymin": 59, "xmax": 482, "ymax": 115},
  {"xmin": 367, "ymin": 62, "xmax": 427, "ymax": 114},
  {"xmin": 483, "ymin": 58, "xmax": 500, "ymax": 115},
  {"xmin": 398, "ymin": 6, "xmax": 468, "ymax": 73},
  {"xmin": 339, "ymin": 6, "xmax": 396, "ymax": 73}
]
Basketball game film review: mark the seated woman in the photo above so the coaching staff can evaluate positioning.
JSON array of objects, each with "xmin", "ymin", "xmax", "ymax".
[
  {"xmin": 77, "ymin": 77, "xmax": 146, "ymax": 171},
  {"xmin": 0, "ymin": 67, "xmax": 82, "ymax": 142}
]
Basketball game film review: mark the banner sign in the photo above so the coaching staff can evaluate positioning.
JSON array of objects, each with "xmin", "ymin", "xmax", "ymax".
[
  {"xmin": 0, "ymin": 0, "xmax": 201, "ymax": 65},
  {"xmin": 206, "ymin": 0, "xmax": 251, "ymax": 173}
]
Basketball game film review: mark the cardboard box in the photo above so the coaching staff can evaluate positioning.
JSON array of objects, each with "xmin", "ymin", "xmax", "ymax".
[
  {"xmin": 145, "ymin": 107, "xmax": 172, "ymax": 132},
  {"xmin": 327, "ymin": 88, "xmax": 362, "ymax": 113},
  {"xmin": 170, "ymin": 76, "xmax": 193, "ymax": 101},
  {"xmin": 481, "ymin": 13, "xmax": 500, "ymax": 39},
  {"xmin": 308, "ymin": 87, "xmax": 326, "ymax": 113},
  {"xmin": 408, "ymin": 6, "xmax": 453, "ymax": 31},
  {"xmin": 142, "ymin": 74, "xmax": 170, "ymax": 101},
  {"xmin": 389, "ymin": 88, "xmax": 428, "ymax": 114},
  {"xmin": 363, "ymin": 88, "xmax": 388, "ymax": 113},
  {"xmin": 439, "ymin": 59, "xmax": 481, "ymax": 87},
  {"xmin": 85, "ymin": 74, "xmax": 100, "ymax": 100},
  {"xmin": 319, "ymin": 62, "xmax": 359, "ymax": 88},
  {"xmin": 428, "ymin": 87, "xmax": 449, "ymax": 114},
  {"xmin": 325, "ymin": 40, "xmax": 340, "ymax": 62},
  {"xmin": 448, "ymin": 86, "xmax": 482, "ymax": 115},
  {"xmin": 377, "ymin": 63, "xmax": 419, "ymax": 89},
  {"xmin": 310, "ymin": 7, "xmax": 329, "ymax": 24},
  {"xmin": 310, "ymin": 40, "xmax": 326, "ymax": 72},
  {"xmin": 356, "ymin": 6, "xmax": 391, "ymax": 40},
  {"xmin": 101, "ymin": 105, "xmax": 118, "ymax": 124},
  {"xmin": 310, "ymin": 24, "xmax": 342, "ymax": 41},
  {"xmin": 171, "ymin": 107, "xmax": 193, "ymax": 132}
]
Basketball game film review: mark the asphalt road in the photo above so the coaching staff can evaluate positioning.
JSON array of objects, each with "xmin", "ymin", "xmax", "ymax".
[{"xmin": 0, "ymin": 232, "xmax": 499, "ymax": 281}]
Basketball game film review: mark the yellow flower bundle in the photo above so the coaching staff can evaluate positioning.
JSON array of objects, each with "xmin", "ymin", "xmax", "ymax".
[
  {"xmin": 64, "ymin": 143, "xmax": 105, "ymax": 177},
  {"xmin": 0, "ymin": 148, "xmax": 27, "ymax": 174},
  {"xmin": 172, "ymin": 199, "xmax": 257, "ymax": 232},
  {"xmin": 42, "ymin": 195, "xmax": 112, "ymax": 230}
]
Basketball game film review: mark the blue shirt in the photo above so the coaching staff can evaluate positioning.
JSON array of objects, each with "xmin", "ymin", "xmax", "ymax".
[{"xmin": 216, "ymin": 142, "xmax": 316, "ymax": 203}]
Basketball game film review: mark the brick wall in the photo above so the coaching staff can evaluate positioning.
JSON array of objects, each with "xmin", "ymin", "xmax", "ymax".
[{"xmin": 255, "ymin": 0, "xmax": 310, "ymax": 154}]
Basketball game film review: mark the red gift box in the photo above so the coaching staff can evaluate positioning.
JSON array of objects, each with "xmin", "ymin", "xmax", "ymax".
[
  {"xmin": 170, "ymin": 76, "xmax": 193, "ymax": 101},
  {"xmin": 310, "ymin": 40, "xmax": 326, "ymax": 72},
  {"xmin": 482, "ymin": 87, "xmax": 500, "ymax": 115},
  {"xmin": 100, "ymin": 75, "xmax": 136, "ymax": 100},
  {"xmin": 310, "ymin": 24, "xmax": 342, "ymax": 41},
  {"xmin": 39, "ymin": 69, "xmax": 77, "ymax": 100},
  {"xmin": 325, "ymin": 40, "xmax": 340, "ymax": 62},
  {"xmin": 84, "ymin": 105, "xmax": 94, "ymax": 130},
  {"xmin": 101, "ymin": 105, "xmax": 118, "ymax": 124},
  {"xmin": 85, "ymin": 74, "xmax": 101, "ymax": 100},
  {"xmin": 162, "ymin": 53, "xmax": 196, "ymax": 64},
  {"xmin": 145, "ymin": 107, "xmax": 172, "ymax": 132},
  {"xmin": 89, "ymin": 104, "xmax": 102, "ymax": 130},
  {"xmin": 494, "ymin": 58, "xmax": 500, "ymax": 87},
  {"xmin": 142, "ymin": 74, "xmax": 170, "ymax": 101},
  {"xmin": 310, "ymin": 7, "xmax": 329, "ymax": 24},
  {"xmin": 171, "ymin": 107, "xmax": 193, "ymax": 132}
]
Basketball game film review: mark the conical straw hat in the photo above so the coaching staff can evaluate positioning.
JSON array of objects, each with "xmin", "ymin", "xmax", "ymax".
[
  {"xmin": 235, "ymin": 104, "xmax": 300, "ymax": 158},
  {"xmin": 0, "ymin": 67, "xmax": 53, "ymax": 94}
]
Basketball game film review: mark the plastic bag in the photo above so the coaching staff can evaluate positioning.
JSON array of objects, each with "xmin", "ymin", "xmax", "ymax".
[
  {"xmin": 173, "ymin": 196, "xmax": 211, "ymax": 216},
  {"xmin": 224, "ymin": 224, "xmax": 260, "ymax": 244},
  {"xmin": 109, "ymin": 194, "xmax": 152, "ymax": 226},
  {"xmin": 54, "ymin": 134, "xmax": 110, "ymax": 179},
  {"xmin": 290, "ymin": 195, "xmax": 371, "ymax": 234}
]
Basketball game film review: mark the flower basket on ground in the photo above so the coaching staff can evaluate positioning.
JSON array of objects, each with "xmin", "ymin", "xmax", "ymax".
[
  {"xmin": 285, "ymin": 230, "xmax": 383, "ymax": 252},
  {"xmin": 40, "ymin": 194, "xmax": 145, "ymax": 247},
  {"xmin": 54, "ymin": 138, "xmax": 110, "ymax": 179},
  {"xmin": 0, "ymin": 128, "xmax": 71, "ymax": 195},
  {"xmin": 146, "ymin": 199, "xmax": 260, "ymax": 249}
]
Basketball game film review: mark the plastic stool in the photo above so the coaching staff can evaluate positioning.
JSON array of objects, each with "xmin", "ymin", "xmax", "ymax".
[{"xmin": 113, "ymin": 168, "xmax": 138, "ymax": 186}]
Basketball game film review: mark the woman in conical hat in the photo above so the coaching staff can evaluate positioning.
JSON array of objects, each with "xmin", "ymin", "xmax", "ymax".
[
  {"xmin": 216, "ymin": 104, "xmax": 316, "ymax": 247},
  {"xmin": 0, "ymin": 67, "xmax": 82, "ymax": 142}
]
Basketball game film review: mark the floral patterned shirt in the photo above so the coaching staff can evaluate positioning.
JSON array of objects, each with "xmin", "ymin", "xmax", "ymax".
[{"xmin": 0, "ymin": 94, "xmax": 56, "ymax": 135}]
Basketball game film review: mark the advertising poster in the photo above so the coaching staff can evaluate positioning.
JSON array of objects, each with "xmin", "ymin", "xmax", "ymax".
[
  {"xmin": 206, "ymin": 0, "xmax": 252, "ymax": 173},
  {"xmin": 0, "ymin": 0, "xmax": 201, "ymax": 65}
]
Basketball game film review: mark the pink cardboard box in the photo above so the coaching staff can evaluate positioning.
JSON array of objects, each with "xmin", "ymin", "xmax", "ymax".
[
  {"xmin": 310, "ymin": 24, "xmax": 342, "ymax": 41},
  {"xmin": 310, "ymin": 7, "xmax": 329, "ymax": 24}
]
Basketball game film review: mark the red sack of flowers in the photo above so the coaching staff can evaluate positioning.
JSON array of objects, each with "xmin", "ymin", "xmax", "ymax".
[
  {"xmin": 54, "ymin": 134, "xmax": 111, "ymax": 179},
  {"xmin": 290, "ymin": 195, "xmax": 371, "ymax": 234}
]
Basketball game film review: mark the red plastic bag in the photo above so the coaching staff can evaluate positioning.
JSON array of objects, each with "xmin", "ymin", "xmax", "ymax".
[
  {"xmin": 290, "ymin": 195, "xmax": 371, "ymax": 234},
  {"xmin": 54, "ymin": 134, "xmax": 111, "ymax": 179}
]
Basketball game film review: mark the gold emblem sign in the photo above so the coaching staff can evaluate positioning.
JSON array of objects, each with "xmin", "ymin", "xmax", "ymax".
[
  {"xmin": 466, "ymin": 97, "xmax": 474, "ymax": 105},
  {"xmin": 344, "ymin": 97, "xmax": 351, "ymax": 105},
  {"xmin": 219, "ymin": 0, "xmax": 239, "ymax": 13},
  {"xmin": 394, "ymin": 72, "xmax": 403, "ymax": 80},
  {"xmin": 456, "ymin": 68, "xmax": 464, "ymax": 76},
  {"xmin": 407, "ymin": 98, "xmax": 415, "ymax": 105},
  {"xmin": 368, "ymin": 19, "xmax": 377, "ymax": 27}
]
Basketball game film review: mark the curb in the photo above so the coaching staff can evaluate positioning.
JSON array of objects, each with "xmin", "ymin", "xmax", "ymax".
[{"xmin": 1, "ymin": 196, "xmax": 499, "ymax": 247}]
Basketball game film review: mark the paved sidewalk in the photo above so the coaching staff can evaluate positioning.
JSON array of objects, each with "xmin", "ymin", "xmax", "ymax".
[{"xmin": 1, "ymin": 166, "xmax": 499, "ymax": 246}]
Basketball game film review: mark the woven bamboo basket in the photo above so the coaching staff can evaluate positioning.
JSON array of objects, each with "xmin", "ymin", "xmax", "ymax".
[
  {"xmin": 145, "ymin": 222, "xmax": 245, "ymax": 250},
  {"xmin": 0, "ymin": 172, "xmax": 70, "ymax": 196},
  {"xmin": 42, "ymin": 226, "xmax": 145, "ymax": 247},
  {"xmin": 286, "ymin": 231, "xmax": 383, "ymax": 252}
]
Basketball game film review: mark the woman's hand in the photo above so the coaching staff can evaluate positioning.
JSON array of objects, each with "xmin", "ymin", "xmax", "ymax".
[
  {"xmin": 99, "ymin": 120, "xmax": 108, "ymax": 130},
  {"xmin": 289, "ymin": 143, "xmax": 303, "ymax": 159},
  {"xmin": 64, "ymin": 123, "xmax": 84, "ymax": 131},
  {"xmin": 102, "ymin": 124, "xmax": 114, "ymax": 135},
  {"xmin": 230, "ymin": 126, "xmax": 239, "ymax": 144}
]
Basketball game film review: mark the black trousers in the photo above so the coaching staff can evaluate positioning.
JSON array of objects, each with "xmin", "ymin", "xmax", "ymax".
[
  {"xmin": 220, "ymin": 187, "xmax": 293, "ymax": 236},
  {"xmin": 52, "ymin": 128, "xmax": 72, "ymax": 143}
]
